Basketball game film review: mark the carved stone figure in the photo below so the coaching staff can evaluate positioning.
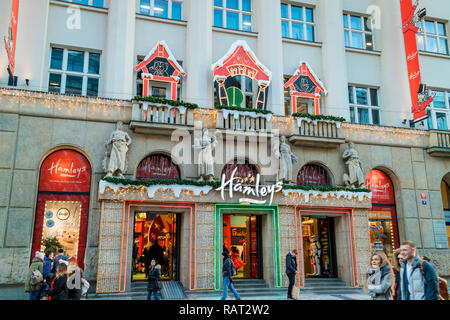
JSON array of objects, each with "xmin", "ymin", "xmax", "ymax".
[
  {"xmin": 194, "ymin": 128, "xmax": 217, "ymax": 181},
  {"xmin": 276, "ymin": 136, "xmax": 298, "ymax": 183},
  {"xmin": 103, "ymin": 121, "xmax": 132, "ymax": 178},
  {"xmin": 342, "ymin": 142, "xmax": 365, "ymax": 188}
]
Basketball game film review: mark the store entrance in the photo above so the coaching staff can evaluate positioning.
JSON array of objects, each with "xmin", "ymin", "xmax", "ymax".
[
  {"xmin": 132, "ymin": 212, "xmax": 179, "ymax": 282},
  {"xmin": 223, "ymin": 214, "xmax": 263, "ymax": 279},
  {"xmin": 302, "ymin": 216, "xmax": 337, "ymax": 278}
]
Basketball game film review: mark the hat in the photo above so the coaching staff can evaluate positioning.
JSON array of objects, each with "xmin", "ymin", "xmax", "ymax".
[{"xmin": 35, "ymin": 251, "xmax": 44, "ymax": 260}]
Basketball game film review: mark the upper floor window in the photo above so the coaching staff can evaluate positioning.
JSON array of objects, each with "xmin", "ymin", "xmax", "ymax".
[
  {"xmin": 214, "ymin": 0, "xmax": 252, "ymax": 32},
  {"xmin": 427, "ymin": 89, "xmax": 450, "ymax": 130},
  {"xmin": 137, "ymin": 154, "xmax": 181, "ymax": 180},
  {"xmin": 416, "ymin": 20, "xmax": 449, "ymax": 55},
  {"xmin": 297, "ymin": 164, "xmax": 330, "ymax": 186},
  {"xmin": 343, "ymin": 13, "xmax": 373, "ymax": 50},
  {"xmin": 139, "ymin": 0, "xmax": 183, "ymax": 20},
  {"xmin": 221, "ymin": 160, "xmax": 258, "ymax": 185},
  {"xmin": 62, "ymin": 0, "xmax": 104, "ymax": 8},
  {"xmin": 281, "ymin": 3, "xmax": 315, "ymax": 42},
  {"xmin": 348, "ymin": 85, "xmax": 380, "ymax": 125},
  {"xmin": 48, "ymin": 47, "xmax": 100, "ymax": 97}
]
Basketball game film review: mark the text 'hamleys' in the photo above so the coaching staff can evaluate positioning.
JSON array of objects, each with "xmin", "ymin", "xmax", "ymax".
[
  {"xmin": 216, "ymin": 167, "xmax": 283, "ymax": 205},
  {"xmin": 48, "ymin": 160, "xmax": 87, "ymax": 179}
]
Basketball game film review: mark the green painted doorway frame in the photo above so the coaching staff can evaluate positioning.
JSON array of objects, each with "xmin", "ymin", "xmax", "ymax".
[{"xmin": 214, "ymin": 203, "xmax": 282, "ymax": 289}]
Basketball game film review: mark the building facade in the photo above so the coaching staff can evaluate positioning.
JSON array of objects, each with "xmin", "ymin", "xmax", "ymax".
[{"xmin": 0, "ymin": 0, "xmax": 449, "ymax": 297}]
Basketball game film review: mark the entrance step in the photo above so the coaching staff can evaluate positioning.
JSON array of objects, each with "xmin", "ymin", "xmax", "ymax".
[{"xmin": 302, "ymin": 278, "xmax": 363, "ymax": 295}]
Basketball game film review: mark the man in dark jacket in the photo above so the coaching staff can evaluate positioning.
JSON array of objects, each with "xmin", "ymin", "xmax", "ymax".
[
  {"xmin": 286, "ymin": 249, "xmax": 298, "ymax": 299},
  {"xmin": 43, "ymin": 251, "xmax": 54, "ymax": 278},
  {"xmin": 221, "ymin": 252, "xmax": 240, "ymax": 300}
]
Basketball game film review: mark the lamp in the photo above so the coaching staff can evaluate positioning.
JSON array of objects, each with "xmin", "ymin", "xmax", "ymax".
[{"xmin": 417, "ymin": 8, "xmax": 427, "ymax": 21}]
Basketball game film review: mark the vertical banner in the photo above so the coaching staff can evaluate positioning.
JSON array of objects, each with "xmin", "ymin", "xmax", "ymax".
[
  {"xmin": 4, "ymin": 0, "xmax": 19, "ymax": 77},
  {"xmin": 400, "ymin": 0, "xmax": 432, "ymax": 121}
]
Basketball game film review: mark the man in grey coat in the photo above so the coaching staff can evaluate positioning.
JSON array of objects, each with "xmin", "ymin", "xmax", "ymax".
[{"xmin": 397, "ymin": 241, "xmax": 439, "ymax": 300}]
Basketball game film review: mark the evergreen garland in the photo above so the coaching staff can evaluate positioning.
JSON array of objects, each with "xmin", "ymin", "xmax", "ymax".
[
  {"xmin": 215, "ymin": 105, "xmax": 273, "ymax": 115},
  {"xmin": 292, "ymin": 112, "xmax": 346, "ymax": 123},
  {"xmin": 282, "ymin": 184, "xmax": 370, "ymax": 193},
  {"xmin": 134, "ymin": 95, "xmax": 198, "ymax": 109},
  {"xmin": 102, "ymin": 176, "xmax": 220, "ymax": 189}
]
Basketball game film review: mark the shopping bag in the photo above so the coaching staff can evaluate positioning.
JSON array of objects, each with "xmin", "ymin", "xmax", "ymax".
[{"xmin": 292, "ymin": 284, "xmax": 300, "ymax": 300}]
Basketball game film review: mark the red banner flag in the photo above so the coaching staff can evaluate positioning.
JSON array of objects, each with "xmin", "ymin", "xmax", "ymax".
[
  {"xmin": 4, "ymin": 0, "xmax": 19, "ymax": 78},
  {"xmin": 148, "ymin": 215, "xmax": 164, "ymax": 244},
  {"xmin": 400, "ymin": 0, "xmax": 432, "ymax": 122}
]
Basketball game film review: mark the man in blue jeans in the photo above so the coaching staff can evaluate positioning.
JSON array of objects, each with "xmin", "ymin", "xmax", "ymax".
[{"xmin": 221, "ymin": 251, "xmax": 241, "ymax": 300}]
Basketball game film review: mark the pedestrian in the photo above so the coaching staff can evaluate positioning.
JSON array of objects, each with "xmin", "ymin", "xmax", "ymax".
[
  {"xmin": 221, "ymin": 251, "xmax": 241, "ymax": 300},
  {"xmin": 67, "ymin": 257, "xmax": 85, "ymax": 300},
  {"xmin": 48, "ymin": 263, "xmax": 69, "ymax": 300},
  {"xmin": 52, "ymin": 248, "xmax": 69, "ymax": 274},
  {"xmin": 285, "ymin": 249, "xmax": 298, "ymax": 300},
  {"xmin": 25, "ymin": 251, "xmax": 45, "ymax": 300},
  {"xmin": 146, "ymin": 259, "xmax": 161, "ymax": 300},
  {"xmin": 391, "ymin": 248, "xmax": 405, "ymax": 300},
  {"xmin": 366, "ymin": 252, "xmax": 394, "ymax": 300},
  {"xmin": 421, "ymin": 255, "xmax": 449, "ymax": 300},
  {"xmin": 43, "ymin": 251, "xmax": 54, "ymax": 279},
  {"xmin": 397, "ymin": 241, "xmax": 439, "ymax": 300}
]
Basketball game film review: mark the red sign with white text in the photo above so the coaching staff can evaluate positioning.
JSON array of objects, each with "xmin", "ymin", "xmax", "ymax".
[
  {"xmin": 5, "ymin": 0, "xmax": 19, "ymax": 77},
  {"xmin": 365, "ymin": 170, "xmax": 395, "ymax": 205},
  {"xmin": 400, "ymin": 0, "xmax": 431, "ymax": 121},
  {"xmin": 39, "ymin": 150, "xmax": 91, "ymax": 193}
]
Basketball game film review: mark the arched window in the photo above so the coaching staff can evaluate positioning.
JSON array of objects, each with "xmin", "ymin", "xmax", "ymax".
[
  {"xmin": 221, "ymin": 160, "xmax": 258, "ymax": 185},
  {"xmin": 297, "ymin": 164, "xmax": 330, "ymax": 186},
  {"xmin": 32, "ymin": 150, "xmax": 91, "ymax": 268},
  {"xmin": 136, "ymin": 154, "xmax": 181, "ymax": 180},
  {"xmin": 366, "ymin": 169, "xmax": 400, "ymax": 257}
]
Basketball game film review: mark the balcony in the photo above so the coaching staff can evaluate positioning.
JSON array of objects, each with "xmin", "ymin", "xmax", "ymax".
[
  {"xmin": 289, "ymin": 117, "xmax": 346, "ymax": 148},
  {"xmin": 427, "ymin": 130, "xmax": 450, "ymax": 157},
  {"xmin": 129, "ymin": 100, "xmax": 195, "ymax": 135},
  {"xmin": 216, "ymin": 107, "xmax": 273, "ymax": 137}
]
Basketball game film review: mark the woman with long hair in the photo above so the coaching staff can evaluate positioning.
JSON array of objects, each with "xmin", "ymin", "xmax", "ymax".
[
  {"xmin": 366, "ymin": 251, "xmax": 394, "ymax": 300},
  {"xmin": 147, "ymin": 259, "xmax": 161, "ymax": 300},
  {"xmin": 67, "ymin": 257, "xmax": 85, "ymax": 300},
  {"xmin": 391, "ymin": 248, "xmax": 404, "ymax": 300},
  {"xmin": 48, "ymin": 262, "xmax": 69, "ymax": 300}
]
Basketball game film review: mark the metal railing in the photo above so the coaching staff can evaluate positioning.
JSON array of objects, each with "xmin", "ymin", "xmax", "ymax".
[
  {"xmin": 132, "ymin": 102, "xmax": 193, "ymax": 126},
  {"xmin": 296, "ymin": 118, "xmax": 343, "ymax": 139},
  {"xmin": 216, "ymin": 109, "xmax": 272, "ymax": 132}
]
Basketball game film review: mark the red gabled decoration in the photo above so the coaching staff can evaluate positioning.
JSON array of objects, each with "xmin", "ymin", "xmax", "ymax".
[
  {"xmin": 135, "ymin": 41, "xmax": 186, "ymax": 100},
  {"xmin": 284, "ymin": 61, "xmax": 327, "ymax": 115}
]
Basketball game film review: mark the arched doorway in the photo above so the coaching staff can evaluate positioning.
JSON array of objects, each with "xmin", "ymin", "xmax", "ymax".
[
  {"xmin": 365, "ymin": 169, "xmax": 400, "ymax": 259},
  {"xmin": 32, "ymin": 149, "xmax": 91, "ymax": 268},
  {"xmin": 440, "ymin": 175, "xmax": 450, "ymax": 248},
  {"xmin": 136, "ymin": 153, "xmax": 181, "ymax": 180}
]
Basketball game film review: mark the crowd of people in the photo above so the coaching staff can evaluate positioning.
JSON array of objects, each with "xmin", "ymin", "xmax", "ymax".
[{"xmin": 25, "ymin": 248, "xmax": 89, "ymax": 301}]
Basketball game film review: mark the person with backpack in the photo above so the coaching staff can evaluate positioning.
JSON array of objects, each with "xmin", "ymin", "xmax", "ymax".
[
  {"xmin": 48, "ymin": 263, "xmax": 69, "ymax": 300},
  {"xmin": 285, "ymin": 249, "xmax": 298, "ymax": 300},
  {"xmin": 43, "ymin": 251, "xmax": 54, "ymax": 279},
  {"xmin": 421, "ymin": 255, "xmax": 449, "ymax": 300},
  {"xmin": 52, "ymin": 248, "xmax": 69, "ymax": 274},
  {"xmin": 366, "ymin": 252, "xmax": 394, "ymax": 300},
  {"xmin": 25, "ymin": 251, "xmax": 45, "ymax": 300},
  {"xmin": 221, "ymin": 251, "xmax": 241, "ymax": 300},
  {"xmin": 397, "ymin": 241, "xmax": 439, "ymax": 300},
  {"xmin": 146, "ymin": 259, "xmax": 161, "ymax": 300}
]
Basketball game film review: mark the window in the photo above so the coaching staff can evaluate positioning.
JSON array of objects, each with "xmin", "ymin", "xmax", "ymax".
[
  {"xmin": 221, "ymin": 160, "xmax": 258, "ymax": 185},
  {"xmin": 348, "ymin": 85, "xmax": 380, "ymax": 125},
  {"xmin": 62, "ymin": 0, "xmax": 104, "ymax": 7},
  {"xmin": 48, "ymin": 47, "xmax": 100, "ymax": 97},
  {"xmin": 283, "ymin": 76, "xmax": 314, "ymax": 115},
  {"xmin": 343, "ymin": 14, "xmax": 373, "ymax": 50},
  {"xmin": 224, "ymin": 75, "xmax": 255, "ymax": 109},
  {"xmin": 426, "ymin": 89, "xmax": 450, "ymax": 130},
  {"xmin": 281, "ymin": 3, "xmax": 315, "ymax": 42},
  {"xmin": 214, "ymin": 0, "xmax": 252, "ymax": 32},
  {"xmin": 416, "ymin": 20, "xmax": 449, "ymax": 55},
  {"xmin": 139, "ymin": 0, "xmax": 183, "ymax": 20},
  {"xmin": 297, "ymin": 164, "xmax": 330, "ymax": 186},
  {"xmin": 137, "ymin": 154, "xmax": 181, "ymax": 180}
]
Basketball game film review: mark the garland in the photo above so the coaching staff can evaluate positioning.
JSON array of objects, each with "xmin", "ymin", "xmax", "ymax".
[
  {"xmin": 215, "ymin": 105, "xmax": 273, "ymax": 115},
  {"xmin": 282, "ymin": 184, "xmax": 370, "ymax": 193},
  {"xmin": 134, "ymin": 96, "xmax": 198, "ymax": 109},
  {"xmin": 102, "ymin": 176, "xmax": 220, "ymax": 188},
  {"xmin": 292, "ymin": 112, "xmax": 346, "ymax": 123}
]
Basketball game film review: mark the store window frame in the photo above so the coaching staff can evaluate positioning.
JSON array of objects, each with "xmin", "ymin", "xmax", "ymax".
[
  {"xmin": 416, "ymin": 19, "xmax": 449, "ymax": 55},
  {"xmin": 281, "ymin": 3, "xmax": 315, "ymax": 42},
  {"xmin": 348, "ymin": 85, "xmax": 381, "ymax": 125},
  {"xmin": 213, "ymin": 0, "xmax": 253, "ymax": 32},
  {"xmin": 343, "ymin": 13, "xmax": 374, "ymax": 51},
  {"xmin": 139, "ymin": 0, "xmax": 184, "ymax": 21},
  {"xmin": 61, "ymin": 0, "xmax": 104, "ymax": 8},
  {"xmin": 48, "ymin": 47, "xmax": 101, "ymax": 97},
  {"xmin": 426, "ymin": 89, "xmax": 450, "ymax": 131}
]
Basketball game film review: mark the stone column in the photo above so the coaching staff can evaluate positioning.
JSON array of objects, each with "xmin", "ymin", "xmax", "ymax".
[
  {"xmin": 377, "ymin": 0, "xmax": 413, "ymax": 127},
  {"xmin": 317, "ymin": 0, "xmax": 350, "ymax": 119},
  {"xmin": 185, "ymin": 0, "xmax": 213, "ymax": 108},
  {"xmin": 102, "ymin": 0, "xmax": 136, "ymax": 100},
  {"xmin": 255, "ymin": 0, "xmax": 285, "ymax": 116}
]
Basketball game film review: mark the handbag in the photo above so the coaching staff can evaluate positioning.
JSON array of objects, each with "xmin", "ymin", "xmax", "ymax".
[{"xmin": 292, "ymin": 284, "xmax": 300, "ymax": 300}]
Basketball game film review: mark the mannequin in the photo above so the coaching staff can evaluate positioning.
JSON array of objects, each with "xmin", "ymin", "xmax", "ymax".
[{"xmin": 310, "ymin": 236, "xmax": 322, "ymax": 276}]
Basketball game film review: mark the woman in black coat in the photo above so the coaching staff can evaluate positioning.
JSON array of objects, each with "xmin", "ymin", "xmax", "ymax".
[
  {"xmin": 48, "ymin": 263, "xmax": 69, "ymax": 300},
  {"xmin": 147, "ymin": 259, "xmax": 161, "ymax": 300}
]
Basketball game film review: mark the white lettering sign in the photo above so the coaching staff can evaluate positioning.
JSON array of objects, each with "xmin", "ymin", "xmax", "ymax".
[{"xmin": 48, "ymin": 160, "xmax": 87, "ymax": 179}]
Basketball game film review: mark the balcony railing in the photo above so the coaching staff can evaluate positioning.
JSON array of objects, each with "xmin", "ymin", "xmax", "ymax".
[
  {"xmin": 289, "ymin": 117, "xmax": 345, "ymax": 148},
  {"xmin": 130, "ymin": 101, "xmax": 194, "ymax": 135},
  {"xmin": 427, "ymin": 130, "xmax": 450, "ymax": 157},
  {"xmin": 216, "ymin": 108, "xmax": 272, "ymax": 133}
]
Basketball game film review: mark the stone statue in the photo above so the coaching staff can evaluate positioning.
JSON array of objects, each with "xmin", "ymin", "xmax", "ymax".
[
  {"xmin": 103, "ymin": 121, "xmax": 132, "ymax": 178},
  {"xmin": 342, "ymin": 142, "xmax": 365, "ymax": 188},
  {"xmin": 275, "ymin": 136, "xmax": 298, "ymax": 183},
  {"xmin": 310, "ymin": 236, "xmax": 322, "ymax": 276},
  {"xmin": 194, "ymin": 128, "xmax": 217, "ymax": 181}
]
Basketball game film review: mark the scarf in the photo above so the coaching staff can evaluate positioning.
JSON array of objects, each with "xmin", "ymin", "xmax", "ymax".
[{"xmin": 368, "ymin": 266, "xmax": 382, "ymax": 285}]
